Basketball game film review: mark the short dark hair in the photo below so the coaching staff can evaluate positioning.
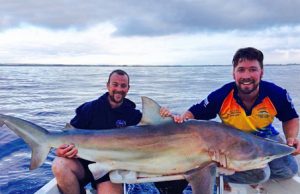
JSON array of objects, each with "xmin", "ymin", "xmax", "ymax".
[
  {"xmin": 232, "ymin": 47, "xmax": 264, "ymax": 69},
  {"xmin": 107, "ymin": 69, "xmax": 130, "ymax": 85}
]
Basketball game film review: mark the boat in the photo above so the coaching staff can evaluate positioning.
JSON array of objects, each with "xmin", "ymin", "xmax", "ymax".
[
  {"xmin": 34, "ymin": 178, "xmax": 97, "ymax": 194},
  {"xmin": 35, "ymin": 175, "xmax": 300, "ymax": 194},
  {"xmin": 225, "ymin": 176, "xmax": 300, "ymax": 194}
]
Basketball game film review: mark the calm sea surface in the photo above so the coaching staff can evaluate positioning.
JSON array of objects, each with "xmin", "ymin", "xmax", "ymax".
[{"xmin": 0, "ymin": 65, "xmax": 300, "ymax": 194}]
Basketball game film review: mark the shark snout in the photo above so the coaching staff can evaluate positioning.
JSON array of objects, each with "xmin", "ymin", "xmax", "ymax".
[{"xmin": 269, "ymin": 143, "xmax": 295, "ymax": 157}]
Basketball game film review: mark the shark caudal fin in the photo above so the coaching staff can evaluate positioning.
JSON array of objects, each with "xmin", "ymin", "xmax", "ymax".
[
  {"xmin": 0, "ymin": 114, "xmax": 51, "ymax": 170},
  {"xmin": 138, "ymin": 96, "xmax": 172, "ymax": 126}
]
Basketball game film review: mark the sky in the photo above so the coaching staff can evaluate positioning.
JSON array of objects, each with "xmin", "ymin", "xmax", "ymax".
[{"xmin": 1, "ymin": 0, "xmax": 300, "ymax": 65}]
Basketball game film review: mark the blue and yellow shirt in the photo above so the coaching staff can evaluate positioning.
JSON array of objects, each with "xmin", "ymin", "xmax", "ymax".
[{"xmin": 189, "ymin": 81, "xmax": 298, "ymax": 137}]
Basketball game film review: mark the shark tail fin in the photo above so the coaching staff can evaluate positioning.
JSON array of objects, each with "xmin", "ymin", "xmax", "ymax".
[
  {"xmin": 0, "ymin": 121, "xmax": 4, "ymax": 127},
  {"xmin": 30, "ymin": 144, "xmax": 51, "ymax": 170},
  {"xmin": 0, "ymin": 114, "xmax": 51, "ymax": 170},
  {"xmin": 20, "ymin": 123, "xmax": 51, "ymax": 170}
]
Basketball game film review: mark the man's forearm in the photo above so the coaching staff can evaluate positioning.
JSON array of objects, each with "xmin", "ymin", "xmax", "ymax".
[{"xmin": 283, "ymin": 118, "xmax": 299, "ymax": 139}]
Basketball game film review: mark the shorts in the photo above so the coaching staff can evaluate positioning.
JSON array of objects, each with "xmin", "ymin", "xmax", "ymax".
[
  {"xmin": 78, "ymin": 158, "xmax": 111, "ymax": 190},
  {"xmin": 154, "ymin": 180, "xmax": 188, "ymax": 194}
]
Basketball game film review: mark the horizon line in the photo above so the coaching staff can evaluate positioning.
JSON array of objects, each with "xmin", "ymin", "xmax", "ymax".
[{"xmin": 1, "ymin": 63, "xmax": 299, "ymax": 67}]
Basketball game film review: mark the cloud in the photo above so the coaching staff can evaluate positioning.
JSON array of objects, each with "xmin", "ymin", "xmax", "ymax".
[
  {"xmin": 1, "ymin": 0, "xmax": 300, "ymax": 65},
  {"xmin": 1, "ymin": 0, "xmax": 300, "ymax": 36},
  {"xmin": 1, "ymin": 22, "xmax": 299, "ymax": 65}
]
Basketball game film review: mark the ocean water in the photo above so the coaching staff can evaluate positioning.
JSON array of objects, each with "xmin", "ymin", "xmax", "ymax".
[{"xmin": 0, "ymin": 65, "xmax": 299, "ymax": 194}]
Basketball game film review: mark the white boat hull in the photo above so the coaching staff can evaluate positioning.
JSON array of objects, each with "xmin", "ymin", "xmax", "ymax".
[{"xmin": 35, "ymin": 178, "xmax": 60, "ymax": 194}]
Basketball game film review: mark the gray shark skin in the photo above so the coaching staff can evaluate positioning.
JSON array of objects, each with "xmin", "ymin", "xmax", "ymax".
[{"xmin": 0, "ymin": 97, "xmax": 295, "ymax": 194}]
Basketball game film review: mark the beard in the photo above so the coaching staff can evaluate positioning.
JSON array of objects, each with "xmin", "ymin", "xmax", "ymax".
[
  {"xmin": 109, "ymin": 91, "xmax": 126, "ymax": 104},
  {"xmin": 236, "ymin": 78, "xmax": 260, "ymax": 95}
]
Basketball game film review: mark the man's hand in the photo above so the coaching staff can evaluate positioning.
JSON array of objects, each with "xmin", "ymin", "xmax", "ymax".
[
  {"xmin": 173, "ymin": 111, "xmax": 195, "ymax": 123},
  {"xmin": 56, "ymin": 144, "xmax": 78, "ymax": 158},
  {"xmin": 283, "ymin": 118, "xmax": 299, "ymax": 155},
  {"xmin": 159, "ymin": 108, "xmax": 195, "ymax": 124},
  {"xmin": 159, "ymin": 107, "xmax": 172, "ymax": 117},
  {"xmin": 172, "ymin": 114, "xmax": 186, "ymax": 123},
  {"xmin": 287, "ymin": 137, "xmax": 300, "ymax": 155}
]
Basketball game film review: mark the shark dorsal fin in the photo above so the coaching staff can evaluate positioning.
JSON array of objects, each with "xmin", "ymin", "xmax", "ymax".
[{"xmin": 138, "ymin": 96, "xmax": 172, "ymax": 126}]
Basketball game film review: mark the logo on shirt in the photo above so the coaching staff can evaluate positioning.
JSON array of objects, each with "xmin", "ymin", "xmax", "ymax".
[
  {"xmin": 221, "ymin": 109, "xmax": 241, "ymax": 119},
  {"xmin": 115, "ymin": 120, "xmax": 127, "ymax": 128},
  {"xmin": 228, "ymin": 109, "xmax": 241, "ymax": 117},
  {"xmin": 203, "ymin": 98, "xmax": 209, "ymax": 107},
  {"xmin": 256, "ymin": 108, "xmax": 270, "ymax": 119}
]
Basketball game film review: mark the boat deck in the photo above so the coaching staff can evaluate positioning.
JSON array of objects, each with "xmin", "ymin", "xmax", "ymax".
[{"xmin": 225, "ymin": 176, "xmax": 300, "ymax": 194}]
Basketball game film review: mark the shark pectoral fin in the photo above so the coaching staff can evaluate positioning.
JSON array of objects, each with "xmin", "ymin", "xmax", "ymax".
[
  {"xmin": 30, "ymin": 145, "xmax": 51, "ymax": 170},
  {"xmin": 184, "ymin": 162, "xmax": 217, "ymax": 194},
  {"xmin": 138, "ymin": 96, "xmax": 172, "ymax": 126},
  {"xmin": 88, "ymin": 163, "xmax": 112, "ymax": 180}
]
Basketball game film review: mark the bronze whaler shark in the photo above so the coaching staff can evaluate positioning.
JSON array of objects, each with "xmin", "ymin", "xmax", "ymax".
[{"xmin": 0, "ymin": 97, "xmax": 295, "ymax": 194}]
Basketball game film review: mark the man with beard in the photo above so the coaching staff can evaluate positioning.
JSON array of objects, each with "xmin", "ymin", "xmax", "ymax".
[
  {"xmin": 169, "ymin": 47, "xmax": 300, "ymax": 189},
  {"xmin": 52, "ymin": 69, "xmax": 143, "ymax": 194}
]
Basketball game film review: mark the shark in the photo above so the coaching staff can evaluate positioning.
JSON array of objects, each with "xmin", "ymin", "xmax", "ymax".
[{"xmin": 0, "ymin": 97, "xmax": 295, "ymax": 194}]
